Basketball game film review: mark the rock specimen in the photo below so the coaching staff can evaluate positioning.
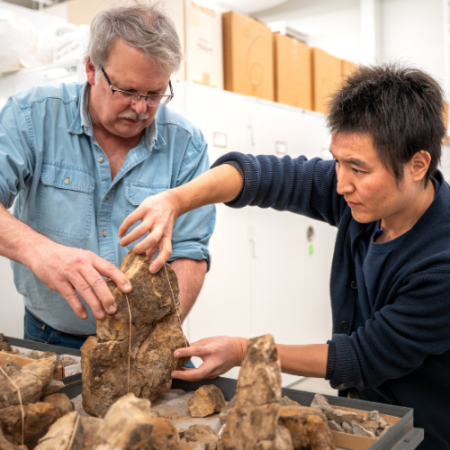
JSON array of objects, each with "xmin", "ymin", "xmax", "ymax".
[
  {"xmin": 81, "ymin": 252, "xmax": 190, "ymax": 417},
  {"xmin": 0, "ymin": 401, "xmax": 65, "ymax": 448},
  {"xmin": 188, "ymin": 386, "xmax": 226, "ymax": 418},
  {"xmin": 280, "ymin": 396, "xmax": 301, "ymax": 407},
  {"xmin": 278, "ymin": 406, "xmax": 335, "ymax": 450},
  {"xmin": 310, "ymin": 393, "xmax": 390, "ymax": 440},
  {"xmin": 41, "ymin": 394, "xmax": 74, "ymax": 416},
  {"xmin": 180, "ymin": 442, "xmax": 193, "ymax": 450},
  {"xmin": 185, "ymin": 424, "xmax": 219, "ymax": 450},
  {"xmin": 0, "ymin": 426, "xmax": 27, "ymax": 450},
  {"xmin": 218, "ymin": 334, "xmax": 293, "ymax": 450},
  {"xmin": 218, "ymin": 396, "xmax": 236, "ymax": 425},
  {"xmin": 80, "ymin": 417, "xmax": 102, "ymax": 450},
  {"xmin": 0, "ymin": 359, "xmax": 56, "ymax": 409},
  {"xmin": 94, "ymin": 393, "xmax": 155, "ymax": 450},
  {"xmin": 149, "ymin": 417, "xmax": 180, "ymax": 450},
  {"xmin": 34, "ymin": 411, "xmax": 83, "ymax": 450}
]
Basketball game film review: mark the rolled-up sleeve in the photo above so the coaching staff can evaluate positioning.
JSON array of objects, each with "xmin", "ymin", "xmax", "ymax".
[
  {"xmin": 170, "ymin": 138, "xmax": 215, "ymax": 270},
  {"xmin": 0, "ymin": 97, "xmax": 35, "ymax": 208}
]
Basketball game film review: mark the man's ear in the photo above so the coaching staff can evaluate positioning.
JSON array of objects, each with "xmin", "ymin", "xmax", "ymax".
[
  {"xmin": 85, "ymin": 57, "xmax": 96, "ymax": 86},
  {"xmin": 411, "ymin": 150, "xmax": 431, "ymax": 183}
]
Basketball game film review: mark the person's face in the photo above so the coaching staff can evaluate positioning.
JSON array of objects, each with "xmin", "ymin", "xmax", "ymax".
[
  {"xmin": 331, "ymin": 132, "xmax": 426, "ymax": 224},
  {"xmin": 86, "ymin": 38, "xmax": 171, "ymax": 139}
]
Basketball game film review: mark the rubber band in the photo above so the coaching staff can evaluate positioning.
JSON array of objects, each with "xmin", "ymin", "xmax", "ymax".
[{"xmin": 0, "ymin": 366, "xmax": 25, "ymax": 445}]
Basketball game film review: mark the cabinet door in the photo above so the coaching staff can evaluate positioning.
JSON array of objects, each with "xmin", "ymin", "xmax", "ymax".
[{"xmin": 183, "ymin": 84, "xmax": 253, "ymax": 379}]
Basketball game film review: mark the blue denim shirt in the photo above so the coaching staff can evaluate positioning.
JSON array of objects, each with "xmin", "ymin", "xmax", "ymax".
[{"xmin": 0, "ymin": 81, "xmax": 215, "ymax": 335}]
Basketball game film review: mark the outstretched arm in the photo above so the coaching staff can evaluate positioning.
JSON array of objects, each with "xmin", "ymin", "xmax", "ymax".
[
  {"xmin": 119, "ymin": 164, "xmax": 243, "ymax": 273},
  {"xmin": 171, "ymin": 336, "xmax": 328, "ymax": 382}
]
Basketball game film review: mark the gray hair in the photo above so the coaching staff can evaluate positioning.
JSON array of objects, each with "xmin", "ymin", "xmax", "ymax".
[{"xmin": 88, "ymin": 0, "xmax": 183, "ymax": 83}]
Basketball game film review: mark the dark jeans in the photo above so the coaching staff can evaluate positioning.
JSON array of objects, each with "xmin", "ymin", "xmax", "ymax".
[
  {"xmin": 24, "ymin": 308, "xmax": 87, "ymax": 350},
  {"xmin": 24, "ymin": 308, "xmax": 196, "ymax": 367}
]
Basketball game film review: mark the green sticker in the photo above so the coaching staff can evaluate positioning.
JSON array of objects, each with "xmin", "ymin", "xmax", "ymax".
[{"xmin": 309, "ymin": 244, "xmax": 314, "ymax": 255}]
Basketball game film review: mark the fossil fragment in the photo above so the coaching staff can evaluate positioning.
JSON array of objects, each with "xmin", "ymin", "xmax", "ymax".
[
  {"xmin": 81, "ymin": 252, "xmax": 190, "ymax": 417},
  {"xmin": 185, "ymin": 424, "xmax": 219, "ymax": 450},
  {"xmin": 188, "ymin": 386, "xmax": 225, "ymax": 418}
]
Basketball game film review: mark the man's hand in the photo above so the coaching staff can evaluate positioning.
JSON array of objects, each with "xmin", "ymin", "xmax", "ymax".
[
  {"xmin": 171, "ymin": 337, "xmax": 247, "ymax": 382},
  {"xmin": 118, "ymin": 190, "xmax": 180, "ymax": 274},
  {"xmin": 29, "ymin": 242, "xmax": 132, "ymax": 320}
]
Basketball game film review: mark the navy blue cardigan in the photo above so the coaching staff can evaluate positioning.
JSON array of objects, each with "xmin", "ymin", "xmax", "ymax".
[{"xmin": 213, "ymin": 153, "xmax": 450, "ymax": 450}]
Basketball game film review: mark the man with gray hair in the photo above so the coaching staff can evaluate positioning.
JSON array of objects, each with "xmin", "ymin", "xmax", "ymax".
[{"xmin": 0, "ymin": 1, "xmax": 215, "ymax": 349}]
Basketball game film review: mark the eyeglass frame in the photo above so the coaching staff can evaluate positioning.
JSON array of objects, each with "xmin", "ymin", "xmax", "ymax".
[{"xmin": 101, "ymin": 66, "xmax": 174, "ymax": 106}]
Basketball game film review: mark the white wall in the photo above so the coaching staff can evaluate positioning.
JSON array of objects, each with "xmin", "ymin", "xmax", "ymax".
[{"xmin": 256, "ymin": 0, "xmax": 361, "ymax": 62}]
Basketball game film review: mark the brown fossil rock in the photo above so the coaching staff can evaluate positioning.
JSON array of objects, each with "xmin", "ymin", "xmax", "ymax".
[
  {"xmin": 0, "ymin": 426, "xmax": 27, "ymax": 450},
  {"xmin": 40, "ymin": 394, "xmax": 73, "ymax": 416},
  {"xmin": 81, "ymin": 252, "xmax": 190, "ymax": 417},
  {"xmin": 278, "ymin": 406, "xmax": 335, "ymax": 450},
  {"xmin": 149, "ymin": 417, "xmax": 180, "ymax": 450},
  {"xmin": 219, "ymin": 334, "xmax": 293, "ymax": 450},
  {"xmin": 0, "ymin": 402, "xmax": 65, "ymax": 449},
  {"xmin": 185, "ymin": 424, "xmax": 219, "ymax": 450},
  {"xmin": 188, "ymin": 386, "xmax": 226, "ymax": 418}
]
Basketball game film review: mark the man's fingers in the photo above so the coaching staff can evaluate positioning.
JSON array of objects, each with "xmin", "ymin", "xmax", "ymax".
[
  {"xmin": 71, "ymin": 274, "xmax": 106, "ymax": 320},
  {"xmin": 119, "ymin": 220, "xmax": 154, "ymax": 248},
  {"xmin": 132, "ymin": 226, "xmax": 165, "ymax": 255},
  {"xmin": 118, "ymin": 209, "xmax": 144, "ymax": 238},
  {"xmin": 81, "ymin": 267, "xmax": 117, "ymax": 315},
  {"xmin": 59, "ymin": 283, "xmax": 88, "ymax": 320},
  {"xmin": 95, "ymin": 259, "xmax": 132, "ymax": 296},
  {"xmin": 172, "ymin": 364, "xmax": 213, "ymax": 382},
  {"xmin": 174, "ymin": 346, "xmax": 208, "ymax": 359},
  {"xmin": 148, "ymin": 238, "xmax": 173, "ymax": 274}
]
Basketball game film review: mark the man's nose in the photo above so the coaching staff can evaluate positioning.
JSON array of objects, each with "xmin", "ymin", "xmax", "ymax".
[
  {"xmin": 132, "ymin": 97, "xmax": 148, "ymax": 115},
  {"xmin": 336, "ymin": 170, "xmax": 354, "ymax": 195}
]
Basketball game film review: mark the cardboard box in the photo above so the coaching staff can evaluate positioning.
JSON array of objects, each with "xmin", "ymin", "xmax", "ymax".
[
  {"xmin": 223, "ymin": 11, "xmax": 274, "ymax": 101},
  {"xmin": 0, "ymin": 351, "xmax": 64, "ymax": 380},
  {"xmin": 311, "ymin": 47, "xmax": 342, "ymax": 114},
  {"xmin": 443, "ymin": 101, "xmax": 449, "ymax": 145},
  {"xmin": 341, "ymin": 59, "xmax": 358, "ymax": 84},
  {"xmin": 273, "ymin": 33, "xmax": 311, "ymax": 110},
  {"xmin": 184, "ymin": 0, "xmax": 223, "ymax": 89},
  {"xmin": 67, "ymin": 0, "xmax": 108, "ymax": 26},
  {"xmin": 329, "ymin": 405, "xmax": 400, "ymax": 450}
]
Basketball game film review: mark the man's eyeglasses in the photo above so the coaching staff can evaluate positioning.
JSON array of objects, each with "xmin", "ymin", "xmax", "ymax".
[{"xmin": 101, "ymin": 67, "xmax": 174, "ymax": 107}]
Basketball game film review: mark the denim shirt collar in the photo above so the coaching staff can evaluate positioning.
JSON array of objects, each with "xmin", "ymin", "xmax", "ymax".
[{"xmin": 68, "ymin": 82, "xmax": 164, "ymax": 150}]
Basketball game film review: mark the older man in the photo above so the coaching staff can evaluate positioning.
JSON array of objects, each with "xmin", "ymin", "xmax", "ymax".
[{"xmin": 0, "ymin": 2, "xmax": 215, "ymax": 349}]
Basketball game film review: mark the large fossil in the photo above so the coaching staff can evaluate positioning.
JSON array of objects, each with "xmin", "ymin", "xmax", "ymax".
[{"xmin": 81, "ymin": 252, "xmax": 190, "ymax": 417}]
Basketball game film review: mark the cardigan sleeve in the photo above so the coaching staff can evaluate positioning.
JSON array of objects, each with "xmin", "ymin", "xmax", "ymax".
[{"xmin": 211, "ymin": 152, "xmax": 347, "ymax": 227}]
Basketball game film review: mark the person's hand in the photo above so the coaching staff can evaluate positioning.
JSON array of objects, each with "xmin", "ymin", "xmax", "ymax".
[
  {"xmin": 118, "ymin": 190, "xmax": 180, "ymax": 274},
  {"xmin": 171, "ymin": 337, "xmax": 247, "ymax": 382},
  {"xmin": 29, "ymin": 242, "xmax": 132, "ymax": 320}
]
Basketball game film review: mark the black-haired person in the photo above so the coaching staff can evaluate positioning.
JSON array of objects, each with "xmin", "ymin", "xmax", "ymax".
[{"xmin": 119, "ymin": 65, "xmax": 450, "ymax": 450}]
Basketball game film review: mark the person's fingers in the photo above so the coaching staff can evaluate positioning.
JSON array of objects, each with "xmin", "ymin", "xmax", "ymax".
[
  {"xmin": 119, "ymin": 220, "xmax": 154, "ymax": 248},
  {"xmin": 172, "ymin": 363, "xmax": 215, "ymax": 382},
  {"xmin": 148, "ymin": 238, "xmax": 173, "ymax": 274},
  {"xmin": 145, "ymin": 246, "xmax": 158, "ymax": 261},
  {"xmin": 174, "ymin": 345, "xmax": 209, "ymax": 359},
  {"xmin": 95, "ymin": 258, "xmax": 132, "ymax": 296},
  {"xmin": 71, "ymin": 274, "xmax": 105, "ymax": 320},
  {"xmin": 132, "ymin": 226, "xmax": 165, "ymax": 255},
  {"xmin": 81, "ymin": 266, "xmax": 117, "ymax": 315},
  {"xmin": 118, "ymin": 209, "xmax": 144, "ymax": 238},
  {"xmin": 58, "ymin": 282, "xmax": 89, "ymax": 319}
]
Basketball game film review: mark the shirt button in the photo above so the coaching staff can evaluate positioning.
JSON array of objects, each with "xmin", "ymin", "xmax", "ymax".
[
  {"xmin": 341, "ymin": 321, "xmax": 349, "ymax": 330},
  {"xmin": 64, "ymin": 178, "xmax": 70, "ymax": 185},
  {"xmin": 351, "ymin": 280, "xmax": 357, "ymax": 289},
  {"xmin": 99, "ymin": 157, "xmax": 105, "ymax": 163},
  {"xmin": 102, "ymin": 231, "xmax": 107, "ymax": 237},
  {"xmin": 105, "ymin": 195, "xmax": 110, "ymax": 200}
]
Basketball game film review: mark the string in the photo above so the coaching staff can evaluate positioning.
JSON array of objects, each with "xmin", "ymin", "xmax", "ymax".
[
  {"xmin": 0, "ymin": 366, "xmax": 25, "ymax": 445},
  {"xmin": 67, "ymin": 413, "xmax": 80, "ymax": 450},
  {"xmin": 125, "ymin": 293, "xmax": 132, "ymax": 394},
  {"xmin": 161, "ymin": 259, "xmax": 189, "ymax": 348}
]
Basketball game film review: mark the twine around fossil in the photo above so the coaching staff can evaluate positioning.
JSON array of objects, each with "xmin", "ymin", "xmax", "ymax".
[
  {"xmin": 67, "ymin": 413, "xmax": 80, "ymax": 450},
  {"xmin": 161, "ymin": 259, "xmax": 189, "ymax": 348},
  {"xmin": 125, "ymin": 293, "xmax": 132, "ymax": 394},
  {"xmin": 0, "ymin": 366, "xmax": 25, "ymax": 446}
]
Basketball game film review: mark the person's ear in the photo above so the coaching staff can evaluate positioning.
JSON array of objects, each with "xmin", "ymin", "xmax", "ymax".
[
  {"xmin": 85, "ymin": 57, "xmax": 97, "ymax": 86},
  {"xmin": 410, "ymin": 150, "xmax": 431, "ymax": 183}
]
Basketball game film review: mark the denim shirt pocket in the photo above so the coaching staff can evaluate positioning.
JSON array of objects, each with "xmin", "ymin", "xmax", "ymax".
[
  {"xmin": 124, "ymin": 183, "xmax": 169, "ymax": 247},
  {"xmin": 37, "ymin": 162, "xmax": 95, "ymax": 240}
]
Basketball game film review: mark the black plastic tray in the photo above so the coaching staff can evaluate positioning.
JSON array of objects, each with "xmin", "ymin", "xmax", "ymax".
[{"xmin": 3, "ymin": 337, "xmax": 424, "ymax": 449}]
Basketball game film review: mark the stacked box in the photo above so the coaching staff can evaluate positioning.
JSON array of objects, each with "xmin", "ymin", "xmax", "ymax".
[
  {"xmin": 222, "ymin": 11, "xmax": 274, "ymax": 101},
  {"xmin": 311, "ymin": 47, "xmax": 342, "ymax": 114},
  {"xmin": 273, "ymin": 33, "xmax": 312, "ymax": 110},
  {"xmin": 341, "ymin": 59, "xmax": 358, "ymax": 84}
]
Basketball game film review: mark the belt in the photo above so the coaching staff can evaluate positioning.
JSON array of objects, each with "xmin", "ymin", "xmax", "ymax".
[{"xmin": 27, "ymin": 309, "xmax": 95, "ymax": 338}]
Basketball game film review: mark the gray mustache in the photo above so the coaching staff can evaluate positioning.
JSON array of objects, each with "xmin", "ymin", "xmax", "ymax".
[{"xmin": 118, "ymin": 112, "xmax": 150, "ymax": 121}]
